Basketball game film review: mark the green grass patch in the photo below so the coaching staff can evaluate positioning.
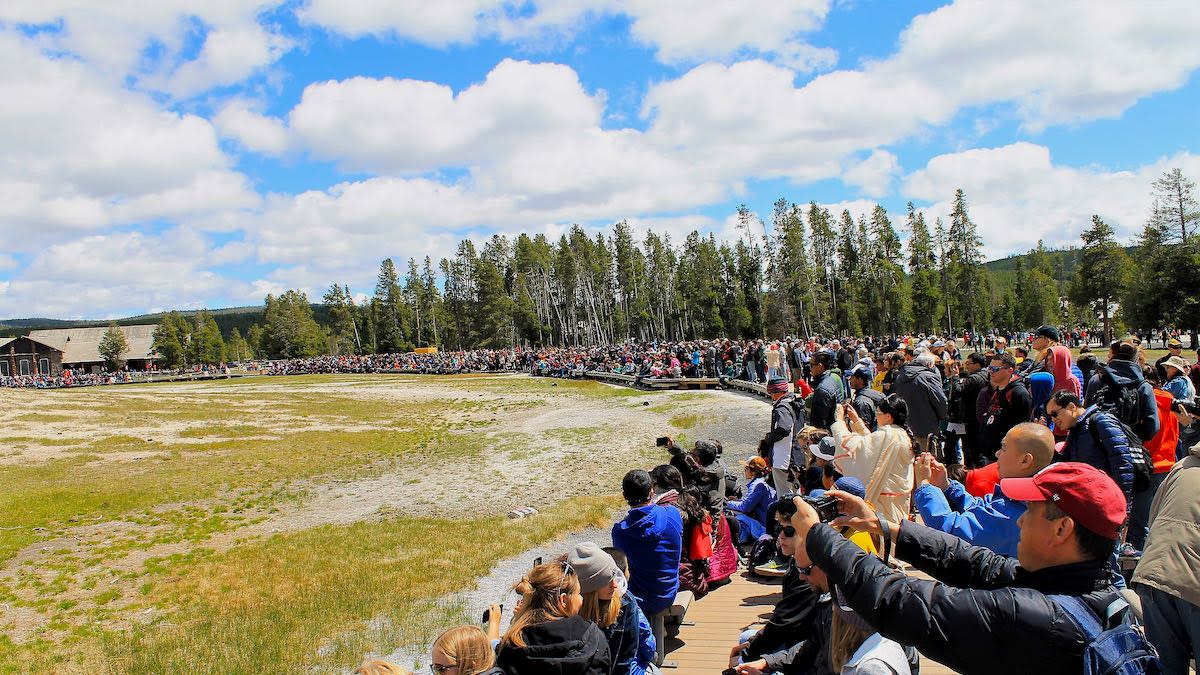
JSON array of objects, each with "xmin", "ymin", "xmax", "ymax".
[
  {"xmin": 0, "ymin": 436, "xmax": 82, "ymax": 446},
  {"xmin": 669, "ymin": 412, "xmax": 702, "ymax": 429},
  {"xmin": 94, "ymin": 496, "xmax": 620, "ymax": 674},
  {"xmin": 177, "ymin": 425, "xmax": 268, "ymax": 439}
]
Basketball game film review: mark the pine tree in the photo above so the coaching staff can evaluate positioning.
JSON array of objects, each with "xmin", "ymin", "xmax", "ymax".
[
  {"xmin": 186, "ymin": 310, "xmax": 226, "ymax": 365},
  {"xmin": 98, "ymin": 323, "xmax": 129, "ymax": 371},
  {"xmin": 835, "ymin": 210, "xmax": 862, "ymax": 335},
  {"xmin": 868, "ymin": 204, "xmax": 906, "ymax": 336},
  {"xmin": 226, "ymin": 327, "xmax": 252, "ymax": 362},
  {"xmin": 1070, "ymin": 216, "xmax": 1131, "ymax": 343},
  {"xmin": 262, "ymin": 291, "xmax": 325, "ymax": 358},
  {"xmin": 373, "ymin": 258, "xmax": 410, "ymax": 353},
  {"xmin": 323, "ymin": 283, "xmax": 359, "ymax": 354},
  {"xmin": 948, "ymin": 189, "xmax": 987, "ymax": 332},
  {"xmin": 1151, "ymin": 168, "xmax": 1199, "ymax": 244},
  {"xmin": 907, "ymin": 203, "xmax": 941, "ymax": 334},
  {"xmin": 151, "ymin": 312, "xmax": 187, "ymax": 368},
  {"xmin": 808, "ymin": 202, "xmax": 837, "ymax": 334}
]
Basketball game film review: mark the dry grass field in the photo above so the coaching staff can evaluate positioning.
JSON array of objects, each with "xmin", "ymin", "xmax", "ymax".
[{"xmin": 0, "ymin": 374, "xmax": 767, "ymax": 673}]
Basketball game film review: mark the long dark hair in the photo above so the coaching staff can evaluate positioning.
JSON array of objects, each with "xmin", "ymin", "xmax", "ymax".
[
  {"xmin": 651, "ymin": 464, "xmax": 705, "ymax": 526},
  {"xmin": 877, "ymin": 393, "xmax": 917, "ymax": 452}
]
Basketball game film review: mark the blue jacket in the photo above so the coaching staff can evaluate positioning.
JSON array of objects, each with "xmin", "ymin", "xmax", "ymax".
[
  {"xmin": 612, "ymin": 504, "xmax": 683, "ymax": 617},
  {"xmin": 913, "ymin": 481, "xmax": 1025, "ymax": 557},
  {"xmin": 604, "ymin": 591, "xmax": 656, "ymax": 675},
  {"xmin": 1060, "ymin": 406, "xmax": 1134, "ymax": 505},
  {"xmin": 727, "ymin": 477, "xmax": 776, "ymax": 526}
]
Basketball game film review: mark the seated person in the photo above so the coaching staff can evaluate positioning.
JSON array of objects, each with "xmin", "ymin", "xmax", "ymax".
[
  {"xmin": 727, "ymin": 456, "xmax": 777, "ymax": 544},
  {"xmin": 431, "ymin": 625, "xmax": 505, "ymax": 675},
  {"xmin": 496, "ymin": 558, "xmax": 612, "ymax": 675},
  {"xmin": 354, "ymin": 660, "xmax": 411, "ymax": 675},
  {"xmin": 570, "ymin": 543, "xmax": 656, "ymax": 675},
  {"xmin": 913, "ymin": 423, "xmax": 1054, "ymax": 557}
]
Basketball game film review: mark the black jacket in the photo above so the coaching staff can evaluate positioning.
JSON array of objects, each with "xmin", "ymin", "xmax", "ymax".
[
  {"xmin": 852, "ymin": 387, "xmax": 885, "ymax": 431},
  {"xmin": 959, "ymin": 369, "xmax": 990, "ymax": 427},
  {"xmin": 809, "ymin": 371, "xmax": 843, "ymax": 430},
  {"xmin": 496, "ymin": 615, "xmax": 612, "ymax": 675},
  {"xmin": 743, "ymin": 562, "xmax": 820, "ymax": 660},
  {"xmin": 806, "ymin": 521, "xmax": 1118, "ymax": 675},
  {"xmin": 761, "ymin": 595, "xmax": 834, "ymax": 675},
  {"xmin": 979, "ymin": 379, "xmax": 1033, "ymax": 454},
  {"xmin": 892, "ymin": 362, "xmax": 949, "ymax": 437}
]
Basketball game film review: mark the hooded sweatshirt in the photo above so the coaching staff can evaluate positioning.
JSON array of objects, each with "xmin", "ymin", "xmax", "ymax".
[
  {"xmin": 1084, "ymin": 359, "xmax": 1160, "ymax": 442},
  {"xmin": 611, "ymin": 504, "xmax": 683, "ymax": 617},
  {"xmin": 1046, "ymin": 345, "xmax": 1081, "ymax": 396},
  {"xmin": 891, "ymin": 361, "xmax": 949, "ymax": 438},
  {"xmin": 496, "ymin": 615, "xmax": 612, "ymax": 675}
]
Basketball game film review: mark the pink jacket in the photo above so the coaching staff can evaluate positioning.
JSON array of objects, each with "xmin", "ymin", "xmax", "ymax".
[{"xmin": 1046, "ymin": 345, "xmax": 1081, "ymax": 396}]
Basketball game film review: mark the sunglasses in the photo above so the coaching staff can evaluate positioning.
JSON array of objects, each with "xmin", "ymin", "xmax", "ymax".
[
  {"xmin": 987, "ymin": 365, "xmax": 1011, "ymax": 372},
  {"xmin": 795, "ymin": 564, "xmax": 814, "ymax": 575},
  {"xmin": 1048, "ymin": 409, "xmax": 1061, "ymax": 419},
  {"xmin": 554, "ymin": 559, "xmax": 576, "ymax": 596},
  {"xmin": 780, "ymin": 525, "xmax": 796, "ymax": 537},
  {"xmin": 431, "ymin": 665, "xmax": 457, "ymax": 675}
]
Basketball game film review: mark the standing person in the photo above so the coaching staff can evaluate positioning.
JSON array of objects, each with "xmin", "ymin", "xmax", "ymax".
[
  {"xmin": 1132, "ymin": 437, "xmax": 1200, "ymax": 675},
  {"xmin": 497, "ymin": 559, "xmax": 612, "ymax": 675},
  {"xmin": 611, "ymin": 470, "xmax": 683, "ymax": 666},
  {"xmin": 1154, "ymin": 337, "xmax": 1185, "ymax": 383},
  {"xmin": 1086, "ymin": 340, "xmax": 1160, "ymax": 443},
  {"xmin": 764, "ymin": 377, "xmax": 803, "ymax": 496},
  {"xmin": 1076, "ymin": 347, "xmax": 1099, "ymax": 399},
  {"xmin": 1044, "ymin": 344, "xmax": 1082, "ymax": 396},
  {"xmin": 569, "ymin": 544, "xmax": 656, "ymax": 675},
  {"xmin": 1047, "ymin": 392, "xmax": 1135, "ymax": 519},
  {"xmin": 979, "ymin": 352, "xmax": 1033, "ymax": 457},
  {"xmin": 1162, "ymin": 355, "xmax": 1195, "ymax": 403},
  {"xmin": 789, "ymin": 463, "xmax": 1141, "ymax": 675},
  {"xmin": 848, "ymin": 367, "xmax": 883, "ymax": 431},
  {"xmin": 960, "ymin": 353, "xmax": 991, "ymax": 468},
  {"xmin": 809, "ymin": 352, "xmax": 843, "ymax": 430},
  {"xmin": 830, "ymin": 395, "xmax": 915, "ymax": 524},
  {"xmin": 891, "ymin": 351, "xmax": 949, "ymax": 453},
  {"xmin": 941, "ymin": 358, "xmax": 966, "ymax": 466},
  {"xmin": 766, "ymin": 342, "xmax": 784, "ymax": 381},
  {"xmin": 1127, "ymin": 367, "xmax": 1180, "ymax": 553}
]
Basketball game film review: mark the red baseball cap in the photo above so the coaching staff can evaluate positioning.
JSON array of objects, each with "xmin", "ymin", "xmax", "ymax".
[{"xmin": 1000, "ymin": 462, "xmax": 1127, "ymax": 540}]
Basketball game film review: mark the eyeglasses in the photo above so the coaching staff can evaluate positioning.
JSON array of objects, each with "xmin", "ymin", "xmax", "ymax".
[
  {"xmin": 431, "ymin": 665, "xmax": 457, "ymax": 674},
  {"xmin": 780, "ymin": 526, "xmax": 796, "ymax": 537}
]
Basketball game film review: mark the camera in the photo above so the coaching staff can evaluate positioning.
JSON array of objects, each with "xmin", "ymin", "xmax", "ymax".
[
  {"xmin": 482, "ymin": 604, "xmax": 503, "ymax": 624},
  {"xmin": 803, "ymin": 493, "xmax": 839, "ymax": 522}
]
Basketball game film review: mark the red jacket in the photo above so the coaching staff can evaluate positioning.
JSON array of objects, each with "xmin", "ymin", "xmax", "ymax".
[{"xmin": 1145, "ymin": 388, "xmax": 1179, "ymax": 473}]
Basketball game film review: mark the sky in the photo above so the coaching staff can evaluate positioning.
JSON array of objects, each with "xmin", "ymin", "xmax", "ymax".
[{"xmin": 1, "ymin": 0, "xmax": 1199, "ymax": 320}]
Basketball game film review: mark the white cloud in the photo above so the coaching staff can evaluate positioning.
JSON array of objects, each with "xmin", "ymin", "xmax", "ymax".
[
  {"xmin": 903, "ymin": 142, "xmax": 1200, "ymax": 258},
  {"xmin": 2, "ymin": 2, "xmax": 291, "ymax": 96},
  {"xmin": 0, "ymin": 33, "xmax": 259, "ymax": 248},
  {"xmin": 214, "ymin": 100, "xmax": 290, "ymax": 154},
  {"xmin": 300, "ymin": 0, "xmax": 834, "ymax": 68},
  {"xmin": 843, "ymin": 150, "xmax": 899, "ymax": 198}
]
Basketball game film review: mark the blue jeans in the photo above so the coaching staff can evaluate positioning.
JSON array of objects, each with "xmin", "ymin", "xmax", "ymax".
[{"xmin": 1137, "ymin": 585, "xmax": 1200, "ymax": 674}]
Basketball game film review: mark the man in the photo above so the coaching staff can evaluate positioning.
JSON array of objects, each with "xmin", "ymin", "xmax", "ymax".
[
  {"xmin": 1162, "ymin": 355, "xmax": 1195, "ymax": 403},
  {"xmin": 892, "ymin": 351, "xmax": 949, "ymax": 453},
  {"xmin": 1155, "ymin": 337, "xmax": 1184, "ymax": 383},
  {"xmin": 808, "ymin": 351, "xmax": 843, "ymax": 430},
  {"xmin": 791, "ymin": 463, "xmax": 1129, "ymax": 675},
  {"xmin": 913, "ymin": 423, "xmax": 1054, "ymax": 556},
  {"xmin": 979, "ymin": 352, "xmax": 1033, "ymax": 456},
  {"xmin": 959, "ymin": 352, "xmax": 991, "ymax": 468},
  {"xmin": 1132, "ymin": 437, "xmax": 1200, "ymax": 674},
  {"xmin": 763, "ymin": 377, "xmax": 803, "ymax": 495},
  {"xmin": 835, "ymin": 339, "xmax": 856, "ymax": 374},
  {"xmin": 848, "ymin": 366, "xmax": 883, "ymax": 431},
  {"xmin": 1048, "ymin": 390, "xmax": 1135, "ymax": 506},
  {"xmin": 1085, "ymin": 340, "xmax": 1159, "ymax": 443},
  {"xmin": 612, "ymin": 469, "xmax": 683, "ymax": 665},
  {"xmin": 730, "ymin": 500, "xmax": 826, "ymax": 674}
]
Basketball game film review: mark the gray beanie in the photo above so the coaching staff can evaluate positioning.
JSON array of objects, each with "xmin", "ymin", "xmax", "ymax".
[{"xmin": 567, "ymin": 542, "xmax": 620, "ymax": 594}]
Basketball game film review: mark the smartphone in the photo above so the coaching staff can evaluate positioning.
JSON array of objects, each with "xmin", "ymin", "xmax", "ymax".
[
  {"xmin": 721, "ymin": 669, "xmax": 739, "ymax": 675},
  {"xmin": 656, "ymin": 436, "xmax": 670, "ymax": 446},
  {"xmin": 532, "ymin": 556, "xmax": 543, "ymax": 567},
  {"xmin": 482, "ymin": 604, "xmax": 503, "ymax": 624}
]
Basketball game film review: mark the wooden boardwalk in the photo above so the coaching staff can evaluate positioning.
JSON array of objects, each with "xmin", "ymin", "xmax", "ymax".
[{"xmin": 665, "ymin": 570, "xmax": 958, "ymax": 674}]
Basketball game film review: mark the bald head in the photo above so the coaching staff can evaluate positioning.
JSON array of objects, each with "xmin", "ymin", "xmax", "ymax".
[{"xmin": 1000, "ymin": 423, "xmax": 1055, "ymax": 477}]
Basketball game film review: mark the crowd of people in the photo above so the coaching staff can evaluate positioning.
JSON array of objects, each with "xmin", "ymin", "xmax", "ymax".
[
  {"xmin": 347, "ymin": 325, "xmax": 1197, "ymax": 674},
  {"xmin": 0, "ymin": 364, "xmax": 230, "ymax": 389}
]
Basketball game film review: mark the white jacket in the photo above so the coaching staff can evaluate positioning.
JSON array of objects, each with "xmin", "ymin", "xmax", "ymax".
[{"xmin": 831, "ymin": 419, "xmax": 914, "ymax": 524}]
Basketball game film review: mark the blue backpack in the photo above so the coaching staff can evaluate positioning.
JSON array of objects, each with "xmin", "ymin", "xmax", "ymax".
[{"xmin": 1049, "ymin": 594, "xmax": 1163, "ymax": 675}]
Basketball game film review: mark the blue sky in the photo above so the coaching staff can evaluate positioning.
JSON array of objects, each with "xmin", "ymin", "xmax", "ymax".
[{"xmin": 1, "ymin": 1, "xmax": 1199, "ymax": 319}]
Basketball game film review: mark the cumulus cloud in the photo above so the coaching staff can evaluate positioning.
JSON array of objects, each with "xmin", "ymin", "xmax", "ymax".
[
  {"xmin": 843, "ymin": 150, "xmax": 900, "ymax": 198},
  {"xmin": 903, "ymin": 142, "xmax": 1200, "ymax": 258},
  {"xmin": 214, "ymin": 100, "xmax": 290, "ymax": 154},
  {"xmin": 1, "ymin": 1, "xmax": 292, "ymax": 96}
]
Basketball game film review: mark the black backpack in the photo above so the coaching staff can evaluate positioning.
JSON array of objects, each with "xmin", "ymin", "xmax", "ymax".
[
  {"xmin": 1093, "ymin": 369, "xmax": 1144, "ymax": 436},
  {"xmin": 1088, "ymin": 414, "xmax": 1153, "ymax": 492}
]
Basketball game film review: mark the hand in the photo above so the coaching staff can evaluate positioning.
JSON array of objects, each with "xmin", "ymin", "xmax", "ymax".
[
  {"xmin": 834, "ymin": 402, "xmax": 845, "ymax": 422},
  {"xmin": 736, "ymin": 659, "xmax": 769, "ymax": 675},
  {"xmin": 929, "ymin": 457, "xmax": 949, "ymax": 489},
  {"xmin": 845, "ymin": 403, "xmax": 861, "ymax": 423},
  {"xmin": 729, "ymin": 644, "xmax": 746, "ymax": 668},
  {"xmin": 790, "ymin": 495, "xmax": 821, "ymax": 538},
  {"xmin": 826, "ymin": 489, "xmax": 882, "ymax": 536},
  {"xmin": 913, "ymin": 452, "xmax": 932, "ymax": 486},
  {"xmin": 485, "ymin": 603, "xmax": 503, "ymax": 641}
]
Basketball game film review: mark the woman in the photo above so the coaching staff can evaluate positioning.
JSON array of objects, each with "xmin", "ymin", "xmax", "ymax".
[
  {"xmin": 570, "ymin": 544, "xmax": 656, "ymax": 675},
  {"xmin": 431, "ymin": 625, "xmax": 504, "ymax": 675},
  {"xmin": 650, "ymin": 464, "xmax": 711, "ymax": 598},
  {"xmin": 726, "ymin": 457, "xmax": 776, "ymax": 544},
  {"xmin": 1044, "ymin": 344, "xmax": 1081, "ymax": 396},
  {"xmin": 830, "ymin": 394, "xmax": 915, "ymax": 524},
  {"xmin": 496, "ymin": 558, "xmax": 612, "ymax": 675},
  {"xmin": 353, "ymin": 661, "xmax": 410, "ymax": 675}
]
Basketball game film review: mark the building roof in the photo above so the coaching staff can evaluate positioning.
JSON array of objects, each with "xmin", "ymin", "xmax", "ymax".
[
  {"xmin": 29, "ymin": 325, "xmax": 157, "ymax": 365},
  {"xmin": 0, "ymin": 335, "xmax": 65, "ymax": 354}
]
